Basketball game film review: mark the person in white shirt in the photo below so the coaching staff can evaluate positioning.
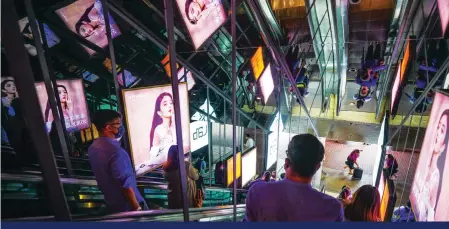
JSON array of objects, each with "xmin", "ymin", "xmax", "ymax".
[{"xmin": 245, "ymin": 134, "xmax": 255, "ymax": 149}]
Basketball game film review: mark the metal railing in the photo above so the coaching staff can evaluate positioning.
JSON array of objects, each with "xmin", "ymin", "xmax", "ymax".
[{"xmin": 5, "ymin": 205, "xmax": 246, "ymax": 222}]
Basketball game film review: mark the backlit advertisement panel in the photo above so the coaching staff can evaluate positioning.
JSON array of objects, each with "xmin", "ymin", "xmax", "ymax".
[
  {"xmin": 122, "ymin": 84, "xmax": 190, "ymax": 176},
  {"xmin": 55, "ymin": 0, "xmax": 121, "ymax": 55},
  {"xmin": 35, "ymin": 79, "xmax": 90, "ymax": 133},
  {"xmin": 410, "ymin": 91, "xmax": 449, "ymax": 221},
  {"xmin": 259, "ymin": 64, "xmax": 274, "ymax": 104},
  {"xmin": 251, "ymin": 46, "xmax": 264, "ymax": 81},
  {"xmin": 242, "ymin": 148, "xmax": 257, "ymax": 187},
  {"xmin": 174, "ymin": 0, "xmax": 227, "ymax": 49},
  {"xmin": 226, "ymin": 151, "xmax": 241, "ymax": 187},
  {"xmin": 438, "ymin": 0, "xmax": 449, "ymax": 35},
  {"xmin": 18, "ymin": 17, "xmax": 60, "ymax": 56},
  {"xmin": 390, "ymin": 60, "xmax": 402, "ymax": 117},
  {"xmin": 190, "ymin": 121, "xmax": 208, "ymax": 152}
]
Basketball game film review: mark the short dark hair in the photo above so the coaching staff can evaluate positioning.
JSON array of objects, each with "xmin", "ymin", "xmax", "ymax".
[
  {"xmin": 92, "ymin": 109, "xmax": 121, "ymax": 131},
  {"xmin": 287, "ymin": 134, "xmax": 324, "ymax": 177},
  {"xmin": 356, "ymin": 100, "xmax": 364, "ymax": 109},
  {"xmin": 246, "ymin": 134, "xmax": 250, "ymax": 137}
]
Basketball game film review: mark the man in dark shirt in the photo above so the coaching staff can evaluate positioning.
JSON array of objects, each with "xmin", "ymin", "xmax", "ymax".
[
  {"xmin": 244, "ymin": 134, "xmax": 344, "ymax": 221},
  {"xmin": 88, "ymin": 109, "xmax": 146, "ymax": 213}
]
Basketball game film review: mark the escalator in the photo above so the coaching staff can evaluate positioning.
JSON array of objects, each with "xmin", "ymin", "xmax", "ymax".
[
  {"xmin": 5, "ymin": 205, "xmax": 246, "ymax": 222},
  {"xmin": 1, "ymin": 173, "xmax": 247, "ymax": 219}
]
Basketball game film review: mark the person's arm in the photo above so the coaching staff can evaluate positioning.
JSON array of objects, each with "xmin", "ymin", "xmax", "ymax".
[
  {"xmin": 187, "ymin": 162, "xmax": 200, "ymax": 181},
  {"xmin": 110, "ymin": 151, "xmax": 140, "ymax": 211},
  {"xmin": 336, "ymin": 202, "xmax": 345, "ymax": 222}
]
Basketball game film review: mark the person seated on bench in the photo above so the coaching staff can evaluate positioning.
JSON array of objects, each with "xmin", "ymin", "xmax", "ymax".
[
  {"xmin": 385, "ymin": 154, "xmax": 399, "ymax": 179},
  {"xmin": 344, "ymin": 149, "xmax": 361, "ymax": 175}
]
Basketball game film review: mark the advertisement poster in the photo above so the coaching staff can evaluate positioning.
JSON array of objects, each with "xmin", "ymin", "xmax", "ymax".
[
  {"xmin": 390, "ymin": 60, "xmax": 402, "ymax": 112},
  {"xmin": 55, "ymin": 0, "xmax": 121, "ymax": 55},
  {"xmin": 122, "ymin": 84, "xmax": 190, "ymax": 175},
  {"xmin": 259, "ymin": 64, "xmax": 274, "ymax": 104},
  {"xmin": 438, "ymin": 0, "xmax": 449, "ymax": 35},
  {"xmin": 410, "ymin": 91, "xmax": 449, "ymax": 221},
  {"xmin": 251, "ymin": 46, "xmax": 264, "ymax": 81},
  {"xmin": 242, "ymin": 148, "xmax": 257, "ymax": 187},
  {"xmin": 226, "ymin": 151, "xmax": 241, "ymax": 187},
  {"xmin": 174, "ymin": 0, "xmax": 227, "ymax": 49},
  {"xmin": 190, "ymin": 121, "xmax": 208, "ymax": 152},
  {"xmin": 18, "ymin": 17, "xmax": 60, "ymax": 56},
  {"xmin": 35, "ymin": 79, "xmax": 90, "ymax": 133},
  {"xmin": 1, "ymin": 77, "xmax": 19, "ymax": 110}
]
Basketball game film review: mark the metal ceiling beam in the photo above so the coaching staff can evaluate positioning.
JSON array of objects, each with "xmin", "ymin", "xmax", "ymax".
[
  {"xmin": 106, "ymin": 1, "xmax": 269, "ymax": 132},
  {"xmin": 245, "ymin": 0, "xmax": 319, "ymax": 136}
]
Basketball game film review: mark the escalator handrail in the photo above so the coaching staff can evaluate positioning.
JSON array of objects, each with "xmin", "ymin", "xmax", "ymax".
[
  {"xmin": 78, "ymin": 204, "xmax": 246, "ymax": 221},
  {"xmin": 1, "ymin": 173, "xmax": 249, "ymax": 193},
  {"xmin": 4, "ymin": 205, "xmax": 246, "ymax": 222}
]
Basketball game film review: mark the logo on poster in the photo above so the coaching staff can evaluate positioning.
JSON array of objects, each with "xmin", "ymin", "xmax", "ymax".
[{"xmin": 190, "ymin": 121, "xmax": 208, "ymax": 152}]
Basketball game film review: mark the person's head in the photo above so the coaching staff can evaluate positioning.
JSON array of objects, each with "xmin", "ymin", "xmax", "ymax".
[
  {"xmin": 150, "ymin": 92, "xmax": 174, "ymax": 148},
  {"xmin": 75, "ymin": 4, "xmax": 95, "ymax": 38},
  {"xmin": 339, "ymin": 185, "xmax": 352, "ymax": 200},
  {"xmin": 1, "ymin": 80, "xmax": 16, "ymax": 98},
  {"xmin": 284, "ymin": 134, "xmax": 325, "ymax": 181},
  {"xmin": 92, "ymin": 109, "xmax": 124, "ymax": 139},
  {"xmin": 164, "ymin": 145, "xmax": 179, "ymax": 172},
  {"xmin": 185, "ymin": 0, "xmax": 204, "ymax": 25},
  {"xmin": 356, "ymin": 99, "xmax": 364, "ymax": 109},
  {"xmin": 387, "ymin": 154, "xmax": 394, "ymax": 161},
  {"xmin": 433, "ymin": 110, "xmax": 449, "ymax": 212},
  {"xmin": 344, "ymin": 185, "xmax": 381, "ymax": 222},
  {"xmin": 433, "ymin": 110, "xmax": 449, "ymax": 155},
  {"xmin": 280, "ymin": 173, "xmax": 286, "ymax": 180},
  {"xmin": 57, "ymin": 85, "xmax": 69, "ymax": 104},
  {"xmin": 75, "ymin": 21, "xmax": 95, "ymax": 38},
  {"xmin": 360, "ymin": 86, "xmax": 369, "ymax": 97},
  {"xmin": 245, "ymin": 134, "xmax": 250, "ymax": 140},
  {"xmin": 262, "ymin": 171, "xmax": 271, "ymax": 182}
]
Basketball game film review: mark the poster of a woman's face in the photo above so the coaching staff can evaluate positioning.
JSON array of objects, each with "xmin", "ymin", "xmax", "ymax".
[
  {"xmin": 55, "ymin": 0, "xmax": 121, "ymax": 55},
  {"xmin": 35, "ymin": 79, "xmax": 90, "ymax": 133},
  {"xmin": 1, "ymin": 77, "xmax": 18, "ymax": 108},
  {"xmin": 122, "ymin": 84, "xmax": 190, "ymax": 176},
  {"xmin": 175, "ymin": 0, "xmax": 227, "ymax": 49},
  {"xmin": 410, "ymin": 91, "xmax": 449, "ymax": 221}
]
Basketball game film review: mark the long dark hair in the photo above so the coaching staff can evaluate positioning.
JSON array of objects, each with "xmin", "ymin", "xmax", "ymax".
[
  {"xmin": 434, "ymin": 109, "xmax": 449, "ymax": 213},
  {"xmin": 344, "ymin": 185, "xmax": 380, "ymax": 222},
  {"xmin": 149, "ymin": 92, "xmax": 173, "ymax": 149},
  {"xmin": 74, "ymin": 4, "xmax": 95, "ymax": 36},
  {"xmin": 44, "ymin": 85, "xmax": 69, "ymax": 122},
  {"xmin": 1, "ymin": 80, "xmax": 16, "ymax": 98},
  {"xmin": 163, "ymin": 145, "xmax": 179, "ymax": 172}
]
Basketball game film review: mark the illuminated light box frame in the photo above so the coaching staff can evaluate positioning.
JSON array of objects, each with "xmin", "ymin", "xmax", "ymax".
[
  {"xmin": 258, "ymin": 64, "xmax": 274, "ymax": 104},
  {"xmin": 174, "ymin": 0, "xmax": 227, "ymax": 50},
  {"xmin": 242, "ymin": 147, "xmax": 257, "ymax": 187},
  {"xmin": 55, "ymin": 0, "xmax": 121, "ymax": 55},
  {"xmin": 122, "ymin": 83, "xmax": 191, "ymax": 176},
  {"xmin": 410, "ymin": 90, "xmax": 449, "ymax": 222},
  {"xmin": 391, "ymin": 36, "xmax": 416, "ymax": 119},
  {"xmin": 438, "ymin": 0, "xmax": 449, "ymax": 36},
  {"xmin": 251, "ymin": 46, "xmax": 265, "ymax": 81},
  {"xmin": 190, "ymin": 121, "xmax": 208, "ymax": 152},
  {"xmin": 226, "ymin": 151, "xmax": 242, "ymax": 187},
  {"xmin": 35, "ymin": 79, "xmax": 91, "ymax": 133}
]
